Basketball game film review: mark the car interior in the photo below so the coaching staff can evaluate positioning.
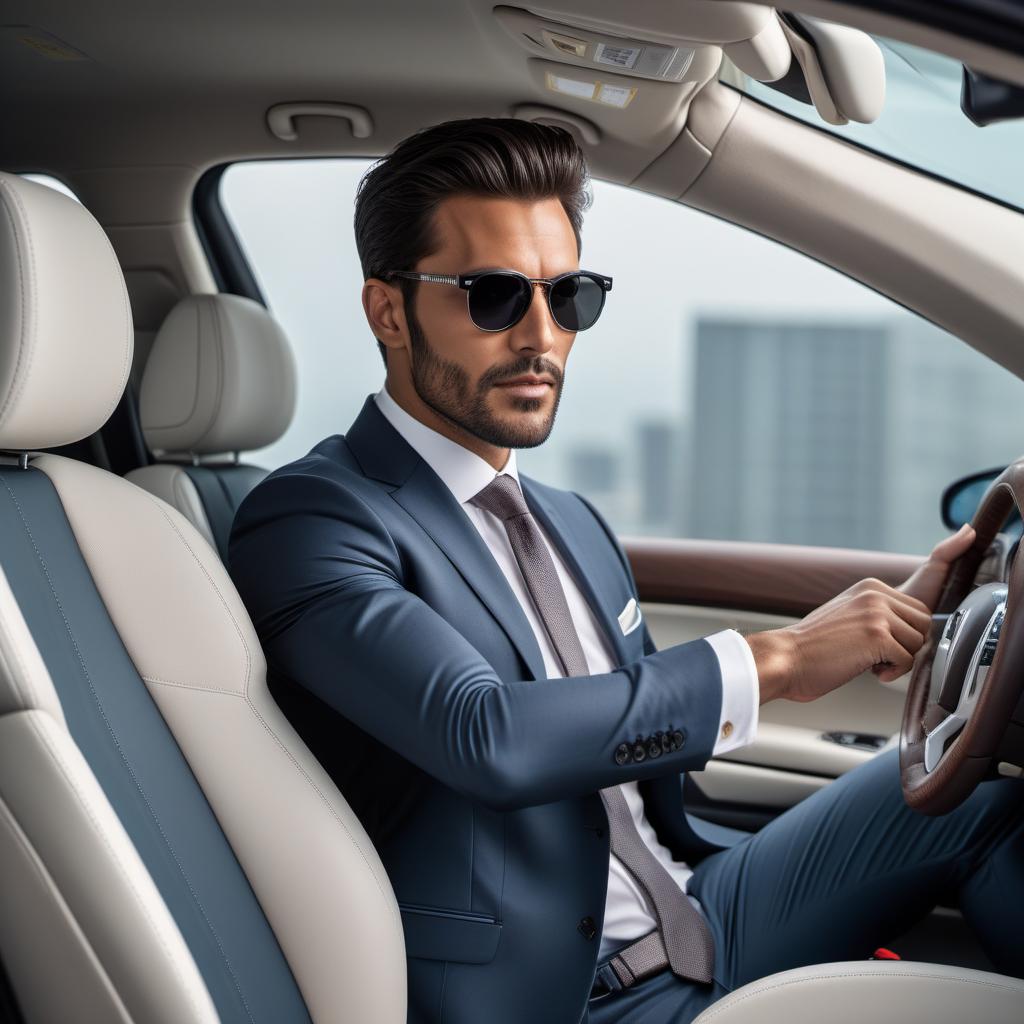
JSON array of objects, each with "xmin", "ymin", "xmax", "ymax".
[{"xmin": 1, "ymin": 1, "xmax": 1024, "ymax": 1022}]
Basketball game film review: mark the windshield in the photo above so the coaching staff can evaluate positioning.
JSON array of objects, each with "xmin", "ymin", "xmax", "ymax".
[{"xmin": 721, "ymin": 35, "xmax": 1024, "ymax": 213}]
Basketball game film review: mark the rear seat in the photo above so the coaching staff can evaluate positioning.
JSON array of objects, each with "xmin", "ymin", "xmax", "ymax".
[
  {"xmin": 127, "ymin": 293, "xmax": 297, "ymax": 561},
  {"xmin": 0, "ymin": 172, "xmax": 405, "ymax": 1022}
]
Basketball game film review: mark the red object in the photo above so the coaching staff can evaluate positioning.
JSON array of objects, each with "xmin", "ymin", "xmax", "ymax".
[{"xmin": 871, "ymin": 948, "xmax": 902, "ymax": 961}]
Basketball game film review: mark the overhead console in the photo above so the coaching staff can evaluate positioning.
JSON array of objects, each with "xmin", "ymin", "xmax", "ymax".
[{"xmin": 494, "ymin": 1, "xmax": 885, "ymax": 156}]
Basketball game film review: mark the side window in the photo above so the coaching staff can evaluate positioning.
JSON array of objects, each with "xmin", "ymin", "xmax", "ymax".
[
  {"xmin": 221, "ymin": 160, "xmax": 379, "ymax": 471},
  {"xmin": 219, "ymin": 161, "xmax": 1024, "ymax": 556}
]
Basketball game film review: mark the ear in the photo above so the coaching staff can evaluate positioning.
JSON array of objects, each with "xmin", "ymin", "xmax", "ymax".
[{"xmin": 362, "ymin": 278, "xmax": 409, "ymax": 355}]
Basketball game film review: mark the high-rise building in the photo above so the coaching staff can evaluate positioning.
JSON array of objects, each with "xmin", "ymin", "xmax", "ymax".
[
  {"xmin": 687, "ymin": 316, "xmax": 1024, "ymax": 553},
  {"xmin": 636, "ymin": 418, "xmax": 686, "ymax": 536},
  {"xmin": 688, "ymin": 319, "xmax": 890, "ymax": 549},
  {"xmin": 879, "ymin": 319, "xmax": 1024, "ymax": 551}
]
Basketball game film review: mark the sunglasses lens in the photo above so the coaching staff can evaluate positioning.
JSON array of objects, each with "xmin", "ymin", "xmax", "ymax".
[
  {"xmin": 468, "ymin": 273, "xmax": 531, "ymax": 331},
  {"xmin": 550, "ymin": 274, "xmax": 606, "ymax": 331}
]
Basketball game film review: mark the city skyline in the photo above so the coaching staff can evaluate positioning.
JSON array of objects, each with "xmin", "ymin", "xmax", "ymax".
[{"xmin": 222, "ymin": 161, "xmax": 1024, "ymax": 558}]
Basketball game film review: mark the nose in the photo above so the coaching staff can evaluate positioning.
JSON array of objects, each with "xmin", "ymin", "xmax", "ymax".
[{"xmin": 509, "ymin": 281, "xmax": 559, "ymax": 355}]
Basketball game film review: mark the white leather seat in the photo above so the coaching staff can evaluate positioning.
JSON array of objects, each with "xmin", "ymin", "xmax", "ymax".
[
  {"xmin": 0, "ymin": 172, "xmax": 405, "ymax": 1022},
  {"xmin": 127, "ymin": 293, "xmax": 297, "ymax": 561},
  {"xmin": 691, "ymin": 960, "xmax": 1024, "ymax": 1023}
]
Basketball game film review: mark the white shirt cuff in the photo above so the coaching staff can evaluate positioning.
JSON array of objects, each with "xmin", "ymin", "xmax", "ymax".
[{"xmin": 705, "ymin": 629, "xmax": 759, "ymax": 755}]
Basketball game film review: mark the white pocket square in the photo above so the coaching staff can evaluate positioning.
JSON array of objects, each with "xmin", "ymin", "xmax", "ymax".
[{"xmin": 617, "ymin": 597, "xmax": 643, "ymax": 636}]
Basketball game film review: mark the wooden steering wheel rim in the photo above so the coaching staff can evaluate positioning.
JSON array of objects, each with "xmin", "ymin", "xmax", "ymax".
[{"xmin": 900, "ymin": 459, "xmax": 1024, "ymax": 815}]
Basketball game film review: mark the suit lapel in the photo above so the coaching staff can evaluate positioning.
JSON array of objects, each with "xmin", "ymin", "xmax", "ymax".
[
  {"xmin": 345, "ymin": 397, "xmax": 548, "ymax": 681},
  {"xmin": 521, "ymin": 478, "xmax": 630, "ymax": 669}
]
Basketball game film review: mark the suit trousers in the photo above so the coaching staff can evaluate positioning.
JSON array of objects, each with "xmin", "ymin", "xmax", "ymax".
[{"xmin": 587, "ymin": 748, "xmax": 1024, "ymax": 1023}]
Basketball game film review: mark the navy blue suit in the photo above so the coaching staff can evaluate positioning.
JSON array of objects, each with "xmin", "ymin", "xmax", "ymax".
[
  {"xmin": 228, "ymin": 395, "xmax": 732, "ymax": 1023},
  {"xmin": 229, "ymin": 395, "xmax": 1024, "ymax": 1022}
]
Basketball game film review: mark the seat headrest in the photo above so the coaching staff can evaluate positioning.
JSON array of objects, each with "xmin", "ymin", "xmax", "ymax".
[
  {"xmin": 0, "ymin": 173, "xmax": 133, "ymax": 451},
  {"xmin": 139, "ymin": 294, "xmax": 297, "ymax": 458}
]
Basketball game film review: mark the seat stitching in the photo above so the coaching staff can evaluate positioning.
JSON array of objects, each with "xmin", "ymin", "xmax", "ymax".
[
  {"xmin": 696, "ymin": 968, "xmax": 1024, "ymax": 1019},
  {"xmin": 86, "ymin": 197, "xmax": 132, "ymax": 428},
  {"xmin": 188, "ymin": 296, "xmax": 226, "ymax": 453},
  {"xmin": 0, "ymin": 475, "xmax": 257, "ymax": 1024},
  {"xmin": 0, "ymin": 607, "xmax": 40, "ymax": 712},
  {"xmin": 0, "ymin": 789, "xmax": 135, "ymax": 1023},
  {"xmin": 243, "ymin": 694, "xmax": 399, "ymax": 907},
  {"xmin": 0, "ymin": 180, "xmax": 37, "ymax": 429},
  {"xmin": 131, "ymin": 489, "xmax": 399, "ymax": 908},
  {"xmin": 171, "ymin": 470, "xmax": 205, "ymax": 534},
  {"xmin": 22, "ymin": 711, "xmax": 210, "ymax": 1023},
  {"xmin": 0, "ymin": 180, "xmax": 130, "ymax": 433},
  {"xmin": 141, "ymin": 672, "xmax": 397, "ymax": 906},
  {"xmin": 144, "ymin": 674, "xmax": 235, "ymax": 696}
]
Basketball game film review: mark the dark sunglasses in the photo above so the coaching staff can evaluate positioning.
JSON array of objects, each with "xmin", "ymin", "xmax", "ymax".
[{"xmin": 385, "ymin": 268, "xmax": 613, "ymax": 333}]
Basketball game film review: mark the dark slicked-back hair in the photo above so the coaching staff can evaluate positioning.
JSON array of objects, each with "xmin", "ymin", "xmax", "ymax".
[{"xmin": 354, "ymin": 117, "xmax": 592, "ymax": 363}]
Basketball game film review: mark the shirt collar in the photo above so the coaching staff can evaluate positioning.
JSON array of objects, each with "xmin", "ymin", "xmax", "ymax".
[{"xmin": 374, "ymin": 385, "xmax": 520, "ymax": 506}]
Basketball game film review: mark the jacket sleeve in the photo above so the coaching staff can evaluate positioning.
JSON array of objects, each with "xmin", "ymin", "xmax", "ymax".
[{"xmin": 228, "ymin": 471, "xmax": 723, "ymax": 812}]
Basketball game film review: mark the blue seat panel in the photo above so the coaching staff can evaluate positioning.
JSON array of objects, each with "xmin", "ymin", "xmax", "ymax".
[{"xmin": 0, "ymin": 466, "xmax": 310, "ymax": 1024}]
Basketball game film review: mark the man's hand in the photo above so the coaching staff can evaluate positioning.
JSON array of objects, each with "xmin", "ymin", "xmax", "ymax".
[{"xmin": 748, "ymin": 524, "xmax": 976, "ymax": 704}]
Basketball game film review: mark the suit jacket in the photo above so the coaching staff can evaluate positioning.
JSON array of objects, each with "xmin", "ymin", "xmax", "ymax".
[{"xmin": 228, "ymin": 395, "xmax": 728, "ymax": 1024}]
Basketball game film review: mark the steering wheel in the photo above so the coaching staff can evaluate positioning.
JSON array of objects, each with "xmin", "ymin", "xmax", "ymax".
[{"xmin": 900, "ymin": 459, "xmax": 1024, "ymax": 814}]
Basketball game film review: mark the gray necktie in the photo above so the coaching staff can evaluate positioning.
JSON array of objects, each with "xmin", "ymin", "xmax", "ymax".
[{"xmin": 470, "ymin": 473, "xmax": 715, "ymax": 985}]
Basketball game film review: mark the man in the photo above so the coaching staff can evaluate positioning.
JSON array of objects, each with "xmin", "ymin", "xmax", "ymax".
[{"xmin": 228, "ymin": 118, "xmax": 1023, "ymax": 1024}]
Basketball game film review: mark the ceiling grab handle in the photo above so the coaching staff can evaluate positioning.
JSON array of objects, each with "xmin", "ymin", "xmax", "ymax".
[{"xmin": 266, "ymin": 102, "xmax": 374, "ymax": 141}]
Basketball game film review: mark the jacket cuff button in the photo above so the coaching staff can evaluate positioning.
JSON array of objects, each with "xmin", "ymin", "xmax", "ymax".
[
  {"xmin": 614, "ymin": 743, "xmax": 632, "ymax": 766},
  {"xmin": 646, "ymin": 737, "xmax": 662, "ymax": 759},
  {"xmin": 632, "ymin": 740, "xmax": 647, "ymax": 763},
  {"xmin": 670, "ymin": 730, "xmax": 685, "ymax": 751}
]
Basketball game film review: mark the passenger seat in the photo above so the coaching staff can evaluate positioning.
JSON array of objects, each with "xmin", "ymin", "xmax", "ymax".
[{"xmin": 127, "ymin": 293, "xmax": 296, "ymax": 560}]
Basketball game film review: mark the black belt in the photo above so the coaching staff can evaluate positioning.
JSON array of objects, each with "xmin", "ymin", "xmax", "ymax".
[{"xmin": 589, "ymin": 930, "xmax": 670, "ymax": 1001}]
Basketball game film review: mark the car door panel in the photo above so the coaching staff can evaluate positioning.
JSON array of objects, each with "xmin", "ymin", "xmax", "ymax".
[{"xmin": 626, "ymin": 539, "xmax": 921, "ymax": 815}]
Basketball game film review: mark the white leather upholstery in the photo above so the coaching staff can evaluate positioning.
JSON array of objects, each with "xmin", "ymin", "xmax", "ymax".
[
  {"xmin": 124, "ymin": 463, "xmax": 218, "ymax": 551},
  {"xmin": 0, "ymin": 168, "xmax": 405, "ymax": 1021},
  {"xmin": 0, "ymin": 562, "xmax": 67, "ymax": 728},
  {"xmin": 0, "ymin": 173, "xmax": 132, "ymax": 450},
  {"xmin": 36, "ymin": 452, "xmax": 408, "ymax": 1023},
  {"xmin": 692, "ymin": 961, "xmax": 1024, "ymax": 1024},
  {"xmin": 138, "ymin": 293, "xmax": 296, "ymax": 457},
  {"xmin": 0, "ymin": 565, "xmax": 218, "ymax": 1024}
]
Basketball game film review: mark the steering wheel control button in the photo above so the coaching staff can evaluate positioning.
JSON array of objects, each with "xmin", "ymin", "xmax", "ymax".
[
  {"xmin": 932, "ymin": 583, "xmax": 1007, "ymax": 713},
  {"xmin": 980, "ymin": 609, "xmax": 1005, "ymax": 666},
  {"xmin": 922, "ymin": 582, "xmax": 1008, "ymax": 775},
  {"xmin": 944, "ymin": 610, "xmax": 963, "ymax": 641},
  {"xmin": 614, "ymin": 742, "xmax": 632, "ymax": 766}
]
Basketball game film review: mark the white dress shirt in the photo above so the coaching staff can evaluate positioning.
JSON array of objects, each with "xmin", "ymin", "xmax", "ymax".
[{"xmin": 373, "ymin": 385, "xmax": 759, "ymax": 955}]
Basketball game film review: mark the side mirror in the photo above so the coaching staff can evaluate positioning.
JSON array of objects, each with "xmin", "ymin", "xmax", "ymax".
[
  {"xmin": 941, "ymin": 467, "xmax": 1023, "ymax": 535},
  {"xmin": 961, "ymin": 66, "xmax": 1024, "ymax": 127}
]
